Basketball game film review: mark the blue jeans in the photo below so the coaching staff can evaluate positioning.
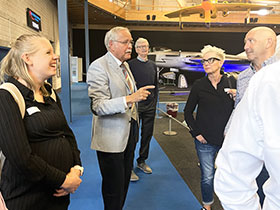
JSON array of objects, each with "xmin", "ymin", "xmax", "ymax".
[{"xmin": 195, "ymin": 139, "xmax": 221, "ymax": 205}]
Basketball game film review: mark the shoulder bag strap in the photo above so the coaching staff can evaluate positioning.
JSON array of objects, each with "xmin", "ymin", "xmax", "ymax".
[{"xmin": 0, "ymin": 83, "xmax": 25, "ymax": 118}]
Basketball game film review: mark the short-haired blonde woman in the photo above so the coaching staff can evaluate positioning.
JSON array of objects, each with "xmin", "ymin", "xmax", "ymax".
[
  {"xmin": 184, "ymin": 45, "xmax": 236, "ymax": 210},
  {"xmin": 0, "ymin": 34, "xmax": 82, "ymax": 210}
]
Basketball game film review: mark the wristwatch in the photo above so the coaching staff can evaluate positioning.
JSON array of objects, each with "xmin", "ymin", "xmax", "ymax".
[{"xmin": 73, "ymin": 165, "xmax": 84, "ymax": 176}]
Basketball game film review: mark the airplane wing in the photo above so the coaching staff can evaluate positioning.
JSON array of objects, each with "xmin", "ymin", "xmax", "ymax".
[
  {"xmin": 165, "ymin": 3, "xmax": 273, "ymax": 18},
  {"xmin": 165, "ymin": 5, "xmax": 204, "ymax": 18},
  {"xmin": 215, "ymin": 3, "xmax": 273, "ymax": 11}
]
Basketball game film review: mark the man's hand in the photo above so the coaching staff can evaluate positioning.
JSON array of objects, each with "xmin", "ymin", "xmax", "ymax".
[{"xmin": 126, "ymin": 85, "xmax": 155, "ymax": 105}]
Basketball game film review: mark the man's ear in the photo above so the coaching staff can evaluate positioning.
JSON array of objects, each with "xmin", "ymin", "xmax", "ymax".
[
  {"xmin": 108, "ymin": 40, "xmax": 115, "ymax": 51},
  {"xmin": 266, "ymin": 38, "xmax": 273, "ymax": 49},
  {"xmin": 21, "ymin": 53, "xmax": 32, "ymax": 65}
]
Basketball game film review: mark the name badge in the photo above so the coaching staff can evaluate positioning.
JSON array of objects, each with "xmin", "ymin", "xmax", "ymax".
[{"xmin": 27, "ymin": 106, "xmax": 41, "ymax": 115}]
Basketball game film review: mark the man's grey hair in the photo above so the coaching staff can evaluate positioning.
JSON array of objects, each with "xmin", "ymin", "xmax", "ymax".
[
  {"xmin": 135, "ymin": 38, "xmax": 149, "ymax": 48},
  {"xmin": 104, "ymin": 26, "xmax": 130, "ymax": 50}
]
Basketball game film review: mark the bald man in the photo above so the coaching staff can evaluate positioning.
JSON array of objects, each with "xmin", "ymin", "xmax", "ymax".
[
  {"xmin": 215, "ymin": 26, "xmax": 278, "ymax": 209},
  {"xmin": 235, "ymin": 27, "xmax": 277, "ymax": 205},
  {"xmin": 235, "ymin": 26, "xmax": 277, "ymax": 105},
  {"xmin": 225, "ymin": 27, "xmax": 277, "ymax": 132}
]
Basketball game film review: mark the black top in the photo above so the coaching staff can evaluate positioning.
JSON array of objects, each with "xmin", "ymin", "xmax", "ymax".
[
  {"xmin": 184, "ymin": 74, "xmax": 236, "ymax": 146},
  {"xmin": 0, "ymin": 77, "xmax": 81, "ymax": 210},
  {"xmin": 128, "ymin": 58, "xmax": 158, "ymax": 111}
]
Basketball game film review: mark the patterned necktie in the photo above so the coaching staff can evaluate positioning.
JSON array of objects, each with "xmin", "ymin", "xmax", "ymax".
[
  {"xmin": 121, "ymin": 63, "xmax": 134, "ymax": 93},
  {"xmin": 120, "ymin": 63, "xmax": 137, "ymax": 121}
]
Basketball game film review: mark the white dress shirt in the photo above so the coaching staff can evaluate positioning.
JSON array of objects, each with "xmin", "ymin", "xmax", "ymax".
[{"xmin": 214, "ymin": 60, "xmax": 280, "ymax": 210}]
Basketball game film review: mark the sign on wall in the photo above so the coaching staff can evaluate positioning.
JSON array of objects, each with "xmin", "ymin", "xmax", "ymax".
[{"xmin": 26, "ymin": 8, "xmax": 42, "ymax": 31}]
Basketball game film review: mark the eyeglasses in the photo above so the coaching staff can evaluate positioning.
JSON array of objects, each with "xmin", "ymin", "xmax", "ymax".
[
  {"xmin": 136, "ymin": 45, "xmax": 149, "ymax": 49},
  {"xmin": 114, "ymin": 40, "xmax": 134, "ymax": 46},
  {"xmin": 201, "ymin": 57, "xmax": 220, "ymax": 65}
]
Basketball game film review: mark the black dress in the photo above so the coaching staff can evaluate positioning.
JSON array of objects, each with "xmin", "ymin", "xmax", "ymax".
[{"xmin": 0, "ymin": 77, "xmax": 81, "ymax": 210}]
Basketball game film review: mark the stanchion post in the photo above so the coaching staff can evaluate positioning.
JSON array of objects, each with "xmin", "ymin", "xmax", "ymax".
[{"xmin": 163, "ymin": 115, "xmax": 177, "ymax": 136}]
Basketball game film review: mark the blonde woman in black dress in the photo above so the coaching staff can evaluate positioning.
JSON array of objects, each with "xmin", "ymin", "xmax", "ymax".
[{"xmin": 0, "ymin": 34, "xmax": 82, "ymax": 210}]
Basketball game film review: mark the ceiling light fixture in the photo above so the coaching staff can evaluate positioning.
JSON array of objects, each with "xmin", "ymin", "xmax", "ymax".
[{"xmin": 250, "ymin": 9, "xmax": 270, "ymax": 15}]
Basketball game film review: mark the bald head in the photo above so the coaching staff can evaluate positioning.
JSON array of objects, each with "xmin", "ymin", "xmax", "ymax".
[
  {"xmin": 248, "ymin": 26, "xmax": 276, "ymax": 46},
  {"xmin": 244, "ymin": 27, "xmax": 277, "ymax": 70}
]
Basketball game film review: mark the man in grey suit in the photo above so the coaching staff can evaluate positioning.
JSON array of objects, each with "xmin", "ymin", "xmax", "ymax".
[{"xmin": 87, "ymin": 26, "xmax": 154, "ymax": 210}]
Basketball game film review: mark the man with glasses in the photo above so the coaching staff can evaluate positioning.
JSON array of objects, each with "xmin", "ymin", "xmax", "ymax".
[
  {"xmin": 87, "ymin": 27, "xmax": 154, "ymax": 210},
  {"xmin": 128, "ymin": 38, "xmax": 158, "ymax": 181}
]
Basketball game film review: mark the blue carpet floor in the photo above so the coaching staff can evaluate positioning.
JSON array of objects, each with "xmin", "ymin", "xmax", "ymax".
[
  {"xmin": 68, "ymin": 115, "xmax": 201, "ymax": 210},
  {"xmin": 67, "ymin": 83, "xmax": 202, "ymax": 210}
]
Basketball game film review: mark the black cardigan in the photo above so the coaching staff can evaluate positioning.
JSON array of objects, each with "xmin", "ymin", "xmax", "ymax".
[
  {"xmin": 128, "ymin": 58, "xmax": 158, "ymax": 111},
  {"xmin": 184, "ymin": 74, "xmax": 236, "ymax": 146}
]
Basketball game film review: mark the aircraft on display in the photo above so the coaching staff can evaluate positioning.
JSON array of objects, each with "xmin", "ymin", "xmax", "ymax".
[
  {"xmin": 148, "ymin": 48, "xmax": 250, "ymax": 73},
  {"xmin": 150, "ymin": 34, "xmax": 280, "ymax": 86},
  {"xmin": 165, "ymin": 0, "xmax": 273, "ymax": 28},
  {"xmin": 148, "ymin": 48, "xmax": 249, "ymax": 88}
]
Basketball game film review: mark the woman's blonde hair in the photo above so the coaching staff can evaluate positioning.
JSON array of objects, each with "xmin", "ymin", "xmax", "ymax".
[
  {"xmin": 0, "ymin": 34, "xmax": 50, "ymax": 95},
  {"xmin": 201, "ymin": 45, "xmax": 225, "ymax": 61}
]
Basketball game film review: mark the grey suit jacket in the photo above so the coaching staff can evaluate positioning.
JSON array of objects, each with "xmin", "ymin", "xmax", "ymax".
[{"xmin": 87, "ymin": 52, "xmax": 138, "ymax": 153}]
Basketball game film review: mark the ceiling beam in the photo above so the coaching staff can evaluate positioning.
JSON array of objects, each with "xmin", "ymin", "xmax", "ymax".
[
  {"xmin": 88, "ymin": 0, "xmax": 126, "ymax": 19},
  {"xmin": 87, "ymin": 1, "xmax": 280, "ymax": 24},
  {"xmin": 125, "ymin": 9, "xmax": 280, "ymax": 24},
  {"xmin": 80, "ymin": 1, "xmax": 280, "ymax": 33}
]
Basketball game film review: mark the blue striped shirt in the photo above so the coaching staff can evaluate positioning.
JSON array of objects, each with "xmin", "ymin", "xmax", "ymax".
[{"xmin": 235, "ymin": 55, "xmax": 278, "ymax": 107}]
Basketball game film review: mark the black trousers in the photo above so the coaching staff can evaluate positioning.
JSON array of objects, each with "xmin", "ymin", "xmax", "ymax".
[
  {"xmin": 97, "ymin": 120, "xmax": 138, "ymax": 210},
  {"xmin": 137, "ymin": 108, "xmax": 156, "ymax": 164}
]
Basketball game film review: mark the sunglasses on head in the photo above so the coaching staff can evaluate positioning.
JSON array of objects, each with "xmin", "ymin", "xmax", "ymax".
[{"xmin": 201, "ymin": 57, "xmax": 220, "ymax": 65}]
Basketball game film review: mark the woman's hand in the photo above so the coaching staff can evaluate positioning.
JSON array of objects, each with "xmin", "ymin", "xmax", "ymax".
[
  {"xmin": 196, "ymin": 135, "xmax": 207, "ymax": 144},
  {"xmin": 53, "ymin": 188, "xmax": 69, "ymax": 197},
  {"xmin": 227, "ymin": 89, "xmax": 236, "ymax": 100},
  {"xmin": 53, "ymin": 169, "xmax": 82, "ymax": 197},
  {"xmin": 59, "ymin": 170, "xmax": 82, "ymax": 194},
  {"xmin": 70, "ymin": 167, "xmax": 82, "ymax": 177}
]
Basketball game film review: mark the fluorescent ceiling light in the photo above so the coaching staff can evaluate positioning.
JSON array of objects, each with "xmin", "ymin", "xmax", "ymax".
[{"xmin": 250, "ymin": 9, "xmax": 270, "ymax": 15}]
